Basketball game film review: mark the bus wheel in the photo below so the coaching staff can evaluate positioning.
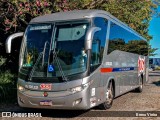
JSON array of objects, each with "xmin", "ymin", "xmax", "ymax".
[
  {"xmin": 99, "ymin": 81, "xmax": 114, "ymax": 110},
  {"xmin": 136, "ymin": 77, "xmax": 143, "ymax": 93}
]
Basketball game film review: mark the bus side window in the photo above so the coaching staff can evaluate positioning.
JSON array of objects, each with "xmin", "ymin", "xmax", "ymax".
[
  {"xmin": 90, "ymin": 17, "xmax": 108, "ymax": 72},
  {"xmin": 91, "ymin": 38, "xmax": 100, "ymax": 66},
  {"xmin": 108, "ymin": 22, "xmax": 148, "ymax": 56}
]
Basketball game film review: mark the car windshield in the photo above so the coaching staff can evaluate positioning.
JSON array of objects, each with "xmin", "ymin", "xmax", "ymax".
[{"xmin": 19, "ymin": 21, "xmax": 89, "ymax": 81}]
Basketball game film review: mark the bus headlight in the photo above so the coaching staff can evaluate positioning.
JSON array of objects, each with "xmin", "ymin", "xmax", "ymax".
[
  {"xmin": 70, "ymin": 86, "xmax": 83, "ymax": 93},
  {"xmin": 18, "ymin": 85, "xmax": 26, "ymax": 92},
  {"xmin": 70, "ymin": 81, "xmax": 91, "ymax": 94}
]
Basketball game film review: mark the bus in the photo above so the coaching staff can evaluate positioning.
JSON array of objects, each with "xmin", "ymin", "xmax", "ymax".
[{"xmin": 6, "ymin": 10, "xmax": 149, "ymax": 110}]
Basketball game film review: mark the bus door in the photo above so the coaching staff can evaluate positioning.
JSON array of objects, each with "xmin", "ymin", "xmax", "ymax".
[{"xmin": 90, "ymin": 40, "xmax": 101, "ymax": 87}]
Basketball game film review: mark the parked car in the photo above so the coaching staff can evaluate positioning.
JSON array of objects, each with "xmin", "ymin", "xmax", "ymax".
[{"xmin": 149, "ymin": 64, "xmax": 155, "ymax": 71}]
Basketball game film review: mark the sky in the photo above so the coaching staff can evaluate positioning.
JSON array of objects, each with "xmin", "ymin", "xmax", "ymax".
[{"xmin": 149, "ymin": 6, "xmax": 160, "ymax": 58}]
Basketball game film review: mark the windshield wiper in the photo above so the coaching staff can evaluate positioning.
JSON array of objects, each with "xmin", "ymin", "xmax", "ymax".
[
  {"xmin": 28, "ymin": 52, "xmax": 43, "ymax": 81},
  {"xmin": 52, "ymin": 50, "xmax": 68, "ymax": 82},
  {"xmin": 42, "ymin": 41, "xmax": 49, "ymax": 66},
  {"xmin": 28, "ymin": 41, "xmax": 50, "ymax": 80}
]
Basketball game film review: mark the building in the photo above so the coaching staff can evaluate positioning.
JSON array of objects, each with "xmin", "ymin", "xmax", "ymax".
[{"xmin": 149, "ymin": 58, "xmax": 160, "ymax": 67}]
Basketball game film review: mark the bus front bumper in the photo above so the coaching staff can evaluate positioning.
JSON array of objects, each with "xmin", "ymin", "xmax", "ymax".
[{"xmin": 17, "ymin": 88, "xmax": 90, "ymax": 110}]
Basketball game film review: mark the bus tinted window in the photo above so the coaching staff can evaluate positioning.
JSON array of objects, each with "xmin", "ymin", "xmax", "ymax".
[
  {"xmin": 108, "ymin": 22, "xmax": 148, "ymax": 56},
  {"xmin": 91, "ymin": 17, "xmax": 108, "ymax": 66}
]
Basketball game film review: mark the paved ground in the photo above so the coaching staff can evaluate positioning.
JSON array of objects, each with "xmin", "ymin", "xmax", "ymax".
[{"xmin": 0, "ymin": 71, "xmax": 160, "ymax": 120}]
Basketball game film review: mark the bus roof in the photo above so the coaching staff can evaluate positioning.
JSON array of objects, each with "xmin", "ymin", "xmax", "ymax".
[
  {"xmin": 30, "ymin": 10, "xmax": 105, "ymax": 23},
  {"xmin": 30, "ymin": 10, "xmax": 147, "ymax": 41}
]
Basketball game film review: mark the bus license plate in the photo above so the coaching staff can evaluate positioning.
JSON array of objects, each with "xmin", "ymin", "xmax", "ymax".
[{"xmin": 40, "ymin": 100, "xmax": 52, "ymax": 106}]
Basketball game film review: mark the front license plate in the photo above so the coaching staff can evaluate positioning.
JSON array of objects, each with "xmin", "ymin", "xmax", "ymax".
[{"xmin": 40, "ymin": 100, "xmax": 52, "ymax": 106}]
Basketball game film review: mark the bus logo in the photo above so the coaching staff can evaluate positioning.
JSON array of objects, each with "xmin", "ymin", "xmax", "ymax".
[
  {"xmin": 40, "ymin": 84, "xmax": 52, "ymax": 90},
  {"xmin": 138, "ymin": 56, "xmax": 145, "ymax": 75}
]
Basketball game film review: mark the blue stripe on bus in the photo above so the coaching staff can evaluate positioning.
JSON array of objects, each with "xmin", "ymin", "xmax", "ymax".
[
  {"xmin": 101, "ymin": 67, "xmax": 134, "ymax": 73},
  {"xmin": 112, "ymin": 67, "xmax": 134, "ymax": 72}
]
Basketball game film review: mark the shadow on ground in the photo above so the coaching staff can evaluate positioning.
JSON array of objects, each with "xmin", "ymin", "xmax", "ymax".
[
  {"xmin": 152, "ymin": 81, "xmax": 160, "ymax": 86},
  {"xmin": 149, "ymin": 71, "xmax": 160, "ymax": 76}
]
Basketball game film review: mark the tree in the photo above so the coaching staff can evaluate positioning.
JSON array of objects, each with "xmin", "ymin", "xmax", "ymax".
[
  {"xmin": 0, "ymin": 0, "xmax": 55, "ymax": 72},
  {"xmin": 1, "ymin": 0, "xmax": 158, "ymax": 38},
  {"xmin": 149, "ymin": 45, "xmax": 158, "ymax": 56},
  {"xmin": 0, "ymin": 0, "xmax": 158, "ymax": 72}
]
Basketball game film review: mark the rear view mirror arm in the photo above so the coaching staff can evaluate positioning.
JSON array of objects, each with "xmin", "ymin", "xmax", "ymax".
[{"xmin": 5, "ymin": 32, "xmax": 24, "ymax": 53}]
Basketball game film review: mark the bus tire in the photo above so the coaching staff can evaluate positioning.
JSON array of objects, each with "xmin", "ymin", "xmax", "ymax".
[
  {"xmin": 135, "ymin": 77, "xmax": 143, "ymax": 93},
  {"xmin": 99, "ymin": 81, "xmax": 114, "ymax": 110}
]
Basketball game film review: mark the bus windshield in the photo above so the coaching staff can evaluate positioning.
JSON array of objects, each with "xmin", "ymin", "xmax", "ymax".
[{"xmin": 20, "ymin": 21, "xmax": 89, "ymax": 81}]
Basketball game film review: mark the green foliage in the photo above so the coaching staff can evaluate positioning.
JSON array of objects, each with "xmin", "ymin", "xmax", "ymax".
[
  {"xmin": 0, "ymin": 56, "xmax": 16, "ymax": 103},
  {"xmin": 0, "ymin": 71, "xmax": 14, "ymax": 85},
  {"xmin": 155, "ymin": 66, "xmax": 160, "ymax": 70},
  {"xmin": 149, "ymin": 45, "xmax": 158, "ymax": 56},
  {"xmin": 0, "ymin": 70, "xmax": 15, "ymax": 94},
  {"xmin": 108, "ymin": 39, "xmax": 148, "ymax": 56},
  {"xmin": 0, "ymin": 0, "xmax": 53, "ymax": 33},
  {"xmin": 0, "ymin": 56, "xmax": 6, "ymax": 66},
  {"xmin": 101, "ymin": 0, "xmax": 157, "ymax": 40}
]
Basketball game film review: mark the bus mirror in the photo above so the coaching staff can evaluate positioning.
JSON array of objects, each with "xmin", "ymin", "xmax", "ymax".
[
  {"xmin": 85, "ymin": 27, "xmax": 101, "ymax": 50},
  {"xmin": 5, "ymin": 32, "xmax": 24, "ymax": 53}
]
